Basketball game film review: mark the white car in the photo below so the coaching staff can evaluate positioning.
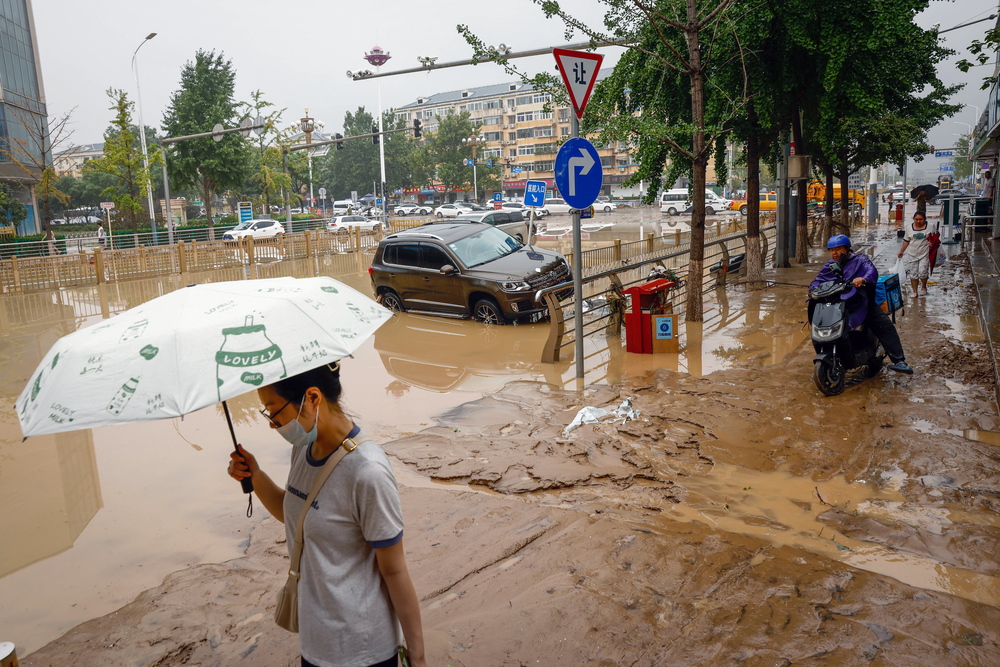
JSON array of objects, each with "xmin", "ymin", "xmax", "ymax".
[
  {"xmin": 500, "ymin": 201, "xmax": 549, "ymax": 218},
  {"xmin": 434, "ymin": 203, "xmax": 469, "ymax": 218},
  {"xmin": 598, "ymin": 201, "xmax": 617, "ymax": 212},
  {"xmin": 394, "ymin": 203, "xmax": 432, "ymax": 216},
  {"xmin": 326, "ymin": 215, "xmax": 383, "ymax": 236},
  {"xmin": 541, "ymin": 197, "xmax": 573, "ymax": 215},
  {"xmin": 222, "ymin": 219, "xmax": 285, "ymax": 241}
]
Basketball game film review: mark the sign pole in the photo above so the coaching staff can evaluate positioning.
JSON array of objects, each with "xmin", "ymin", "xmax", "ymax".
[{"xmin": 571, "ymin": 112, "xmax": 584, "ymax": 380}]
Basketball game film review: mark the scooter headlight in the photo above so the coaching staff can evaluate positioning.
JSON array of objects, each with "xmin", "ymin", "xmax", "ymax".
[{"xmin": 811, "ymin": 320, "xmax": 844, "ymax": 341}]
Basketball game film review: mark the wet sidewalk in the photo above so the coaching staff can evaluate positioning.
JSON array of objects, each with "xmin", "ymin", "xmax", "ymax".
[{"xmin": 964, "ymin": 231, "xmax": 1000, "ymax": 402}]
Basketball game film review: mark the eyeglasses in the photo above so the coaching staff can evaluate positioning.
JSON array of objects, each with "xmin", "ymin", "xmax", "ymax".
[{"xmin": 259, "ymin": 400, "xmax": 291, "ymax": 426}]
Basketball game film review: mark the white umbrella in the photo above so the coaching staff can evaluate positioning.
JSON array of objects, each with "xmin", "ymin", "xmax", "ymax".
[{"xmin": 17, "ymin": 276, "xmax": 392, "ymax": 439}]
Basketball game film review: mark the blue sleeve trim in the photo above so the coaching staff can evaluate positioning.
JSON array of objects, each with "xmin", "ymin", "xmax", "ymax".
[{"xmin": 369, "ymin": 530, "xmax": 403, "ymax": 550}]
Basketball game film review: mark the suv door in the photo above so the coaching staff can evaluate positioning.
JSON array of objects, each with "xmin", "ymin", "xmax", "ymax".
[
  {"xmin": 385, "ymin": 243, "xmax": 423, "ymax": 307},
  {"xmin": 419, "ymin": 244, "xmax": 466, "ymax": 314}
]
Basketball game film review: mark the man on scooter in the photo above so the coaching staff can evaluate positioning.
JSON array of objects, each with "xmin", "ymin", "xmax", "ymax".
[{"xmin": 810, "ymin": 234, "xmax": 914, "ymax": 374}]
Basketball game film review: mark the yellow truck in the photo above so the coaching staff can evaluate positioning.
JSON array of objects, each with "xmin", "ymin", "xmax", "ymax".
[{"xmin": 806, "ymin": 181, "xmax": 865, "ymax": 211}]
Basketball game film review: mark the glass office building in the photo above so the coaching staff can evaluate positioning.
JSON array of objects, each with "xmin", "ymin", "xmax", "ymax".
[{"xmin": 0, "ymin": 0, "xmax": 47, "ymax": 235}]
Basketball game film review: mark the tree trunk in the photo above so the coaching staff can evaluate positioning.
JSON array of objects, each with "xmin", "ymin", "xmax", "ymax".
[
  {"xmin": 744, "ymin": 104, "xmax": 763, "ymax": 285},
  {"xmin": 838, "ymin": 165, "xmax": 850, "ymax": 233},
  {"xmin": 203, "ymin": 176, "xmax": 215, "ymax": 241},
  {"xmin": 824, "ymin": 166, "xmax": 835, "ymax": 241},
  {"xmin": 684, "ymin": 0, "xmax": 705, "ymax": 322},
  {"xmin": 791, "ymin": 110, "xmax": 808, "ymax": 262}
]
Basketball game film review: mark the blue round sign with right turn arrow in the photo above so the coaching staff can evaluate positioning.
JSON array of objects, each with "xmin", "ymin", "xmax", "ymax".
[{"xmin": 554, "ymin": 138, "xmax": 604, "ymax": 210}]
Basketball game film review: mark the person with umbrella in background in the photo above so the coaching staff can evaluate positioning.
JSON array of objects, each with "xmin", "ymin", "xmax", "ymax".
[
  {"xmin": 229, "ymin": 362, "xmax": 427, "ymax": 667},
  {"xmin": 910, "ymin": 184, "xmax": 938, "ymax": 219}
]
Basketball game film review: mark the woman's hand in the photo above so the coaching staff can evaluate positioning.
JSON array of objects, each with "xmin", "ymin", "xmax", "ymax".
[
  {"xmin": 897, "ymin": 252, "xmax": 904, "ymax": 258},
  {"xmin": 228, "ymin": 444, "xmax": 259, "ymax": 483}
]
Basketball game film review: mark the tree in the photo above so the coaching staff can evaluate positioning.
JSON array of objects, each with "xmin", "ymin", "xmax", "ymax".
[
  {"xmin": 953, "ymin": 134, "xmax": 972, "ymax": 181},
  {"xmin": 427, "ymin": 111, "xmax": 481, "ymax": 199},
  {"xmin": 0, "ymin": 182, "xmax": 27, "ymax": 229},
  {"xmin": 161, "ymin": 50, "xmax": 252, "ymax": 238},
  {"xmin": 240, "ymin": 90, "xmax": 292, "ymax": 214},
  {"xmin": 0, "ymin": 106, "xmax": 78, "ymax": 228},
  {"xmin": 83, "ymin": 89, "xmax": 158, "ymax": 233}
]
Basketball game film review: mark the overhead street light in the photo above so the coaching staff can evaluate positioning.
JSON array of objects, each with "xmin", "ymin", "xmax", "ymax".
[
  {"xmin": 363, "ymin": 45, "xmax": 391, "ymax": 224},
  {"xmin": 132, "ymin": 32, "xmax": 157, "ymax": 238}
]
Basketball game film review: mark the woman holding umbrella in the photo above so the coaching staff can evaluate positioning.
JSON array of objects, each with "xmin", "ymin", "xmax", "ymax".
[{"xmin": 228, "ymin": 362, "xmax": 427, "ymax": 667}]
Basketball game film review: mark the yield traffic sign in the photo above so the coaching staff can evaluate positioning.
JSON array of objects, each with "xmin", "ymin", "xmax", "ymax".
[
  {"xmin": 554, "ymin": 138, "xmax": 603, "ymax": 209},
  {"xmin": 553, "ymin": 48, "xmax": 604, "ymax": 119}
]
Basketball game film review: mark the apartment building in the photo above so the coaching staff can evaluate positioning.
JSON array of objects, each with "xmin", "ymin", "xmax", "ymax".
[{"xmin": 394, "ymin": 72, "xmax": 643, "ymax": 202}]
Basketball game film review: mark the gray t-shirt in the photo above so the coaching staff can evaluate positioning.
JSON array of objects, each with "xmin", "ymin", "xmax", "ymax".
[{"xmin": 284, "ymin": 431, "xmax": 404, "ymax": 667}]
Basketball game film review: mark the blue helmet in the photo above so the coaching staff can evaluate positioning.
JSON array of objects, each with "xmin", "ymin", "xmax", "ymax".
[{"xmin": 827, "ymin": 234, "xmax": 852, "ymax": 250}]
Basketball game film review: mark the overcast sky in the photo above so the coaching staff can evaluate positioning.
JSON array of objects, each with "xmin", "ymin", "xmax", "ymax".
[{"xmin": 30, "ymin": 0, "xmax": 996, "ymax": 179}]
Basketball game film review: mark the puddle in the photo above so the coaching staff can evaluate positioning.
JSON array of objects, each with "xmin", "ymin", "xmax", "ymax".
[
  {"xmin": 950, "ymin": 428, "xmax": 1000, "ymax": 447},
  {"xmin": 661, "ymin": 463, "xmax": 1000, "ymax": 608}
]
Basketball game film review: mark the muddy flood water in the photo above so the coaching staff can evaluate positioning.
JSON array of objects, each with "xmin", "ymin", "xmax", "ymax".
[{"xmin": 3, "ymin": 222, "xmax": 1000, "ymax": 665}]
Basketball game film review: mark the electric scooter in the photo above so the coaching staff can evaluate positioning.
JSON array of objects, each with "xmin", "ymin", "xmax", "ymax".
[{"xmin": 808, "ymin": 266, "xmax": 886, "ymax": 396}]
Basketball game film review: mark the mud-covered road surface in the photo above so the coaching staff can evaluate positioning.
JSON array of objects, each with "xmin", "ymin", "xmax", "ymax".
[{"xmin": 21, "ymin": 242, "xmax": 1000, "ymax": 665}]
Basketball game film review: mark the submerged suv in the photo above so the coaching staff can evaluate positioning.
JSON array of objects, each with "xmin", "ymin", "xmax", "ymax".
[{"xmin": 370, "ymin": 222, "xmax": 571, "ymax": 324}]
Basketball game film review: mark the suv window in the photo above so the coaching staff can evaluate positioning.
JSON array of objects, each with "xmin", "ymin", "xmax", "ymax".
[
  {"xmin": 420, "ymin": 245, "xmax": 452, "ymax": 270},
  {"xmin": 549, "ymin": 198, "xmax": 565, "ymax": 205},
  {"xmin": 493, "ymin": 212, "xmax": 510, "ymax": 224},
  {"xmin": 391, "ymin": 243, "xmax": 422, "ymax": 267}
]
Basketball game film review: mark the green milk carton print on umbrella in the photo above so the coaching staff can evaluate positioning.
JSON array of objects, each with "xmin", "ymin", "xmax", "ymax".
[{"xmin": 216, "ymin": 315, "xmax": 287, "ymax": 400}]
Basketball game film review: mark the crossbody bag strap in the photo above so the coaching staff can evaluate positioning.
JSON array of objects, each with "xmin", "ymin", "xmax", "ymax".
[{"xmin": 287, "ymin": 437, "xmax": 359, "ymax": 578}]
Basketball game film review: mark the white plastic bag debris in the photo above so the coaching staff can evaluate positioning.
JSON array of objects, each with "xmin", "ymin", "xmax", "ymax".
[
  {"xmin": 614, "ymin": 398, "xmax": 638, "ymax": 423},
  {"xmin": 563, "ymin": 407, "xmax": 609, "ymax": 436},
  {"xmin": 563, "ymin": 398, "xmax": 640, "ymax": 436}
]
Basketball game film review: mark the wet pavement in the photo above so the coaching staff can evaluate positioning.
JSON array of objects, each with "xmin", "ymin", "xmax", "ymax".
[{"xmin": 3, "ymin": 216, "xmax": 1000, "ymax": 665}]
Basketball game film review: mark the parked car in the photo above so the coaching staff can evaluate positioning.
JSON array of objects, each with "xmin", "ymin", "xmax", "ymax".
[
  {"xmin": 660, "ymin": 188, "xmax": 689, "ymax": 215},
  {"xmin": 50, "ymin": 218, "xmax": 68, "ymax": 225},
  {"xmin": 394, "ymin": 203, "xmax": 432, "ymax": 216},
  {"xmin": 682, "ymin": 196, "xmax": 728, "ymax": 216},
  {"xmin": 434, "ymin": 203, "xmax": 468, "ymax": 218},
  {"xmin": 500, "ymin": 201, "xmax": 549, "ymax": 217},
  {"xmin": 448, "ymin": 210, "xmax": 532, "ymax": 242},
  {"xmin": 881, "ymin": 187, "xmax": 907, "ymax": 202},
  {"xmin": 598, "ymin": 201, "xmax": 618, "ymax": 212},
  {"xmin": 326, "ymin": 215, "xmax": 383, "ymax": 236},
  {"xmin": 222, "ymin": 218, "xmax": 285, "ymax": 241},
  {"xmin": 370, "ymin": 222, "xmax": 571, "ymax": 324},
  {"xmin": 541, "ymin": 197, "xmax": 573, "ymax": 215},
  {"xmin": 930, "ymin": 188, "xmax": 970, "ymax": 204},
  {"xmin": 331, "ymin": 200, "xmax": 356, "ymax": 215}
]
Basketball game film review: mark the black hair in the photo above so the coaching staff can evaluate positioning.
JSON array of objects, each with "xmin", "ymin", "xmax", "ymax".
[{"xmin": 271, "ymin": 362, "xmax": 342, "ymax": 405}]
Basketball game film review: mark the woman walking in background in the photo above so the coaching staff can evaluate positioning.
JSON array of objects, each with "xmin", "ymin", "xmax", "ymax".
[{"xmin": 898, "ymin": 212, "xmax": 931, "ymax": 297}]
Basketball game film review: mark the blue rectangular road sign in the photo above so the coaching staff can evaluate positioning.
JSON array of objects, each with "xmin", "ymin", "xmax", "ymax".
[
  {"xmin": 939, "ymin": 163, "xmax": 954, "ymax": 172},
  {"xmin": 376, "ymin": 198, "xmax": 383, "ymax": 205},
  {"xmin": 512, "ymin": 167, "xmax": 523, "ymax": 174},
  {"xmin": 935, "ymin": 151, "xmax": 953, "ymax": 158},
  {"xmin": 525, "ymin": 180, "xmax": 547, "ymax": 207},
  {"xmin": 493, "ymin": 193, "xmax": 502, "ymax": 202},
  {"xmin": 238, "ymin": 202, "xmax": 253, "ymax": 224}
]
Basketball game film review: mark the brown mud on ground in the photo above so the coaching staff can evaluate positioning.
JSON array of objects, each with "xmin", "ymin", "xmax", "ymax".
[{"xmin": 22, "ymin": 255, "xmax": 1000, "ymax": 666}]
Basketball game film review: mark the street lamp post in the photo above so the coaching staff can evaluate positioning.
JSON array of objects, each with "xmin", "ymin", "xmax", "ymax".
[
  {"xmin": 364, "ymin": 46, "xmax": 391, "ymax": 225},
  {"xmin": 299, "ymin": 110, "xmax": 324, "ymax": 215},
  {"xmin": 462, "ymin": 135, "xmax": 485, "ymax": 202},
  {"xmin": 132, "ymin": 32, "xmax": 157, "ymax": 238}
]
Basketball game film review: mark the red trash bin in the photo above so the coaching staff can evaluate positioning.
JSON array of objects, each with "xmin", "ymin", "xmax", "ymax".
[
  {"xmin": 623, "ymin": 278, "xmax": 676, "ymax": 354},
  {"xmin": 894, "ymin": 203, "xmax": 904, "ymax": 222}
]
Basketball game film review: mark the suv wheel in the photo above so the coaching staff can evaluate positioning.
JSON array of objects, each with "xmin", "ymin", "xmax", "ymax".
[
  {"xmin": 667, "ymin": 206, "xmax": 678, "ymax": 216},
  {"xmin": 436, "ymin": 212, "xmax": 443, "ymax": 218},
  {"xmin": 706, "ymin": 206, "xmax": 715, "ymax": 216},
  {"xmin": 381, "ymin": 290, "xmax": 405, "ymax": 312},
  {"xmin": 473, "ymin": 298, "xmax": 505, "ymax": 325}
]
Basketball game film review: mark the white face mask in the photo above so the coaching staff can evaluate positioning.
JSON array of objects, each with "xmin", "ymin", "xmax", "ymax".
[{"xmin": 275, "ymin": 395, "xmax": 318, "ymax": 447}]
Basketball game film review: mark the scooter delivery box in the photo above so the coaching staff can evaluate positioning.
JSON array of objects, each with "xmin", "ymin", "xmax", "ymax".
[{"xmin": 876, "ymin": 273, "xmax": 904, "ymax": 322}]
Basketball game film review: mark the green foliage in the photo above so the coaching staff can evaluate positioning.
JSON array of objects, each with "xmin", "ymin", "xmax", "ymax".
[
  {"xmin": 314, "ymin": 107, "xmax": 426, "ymax": 200},
  {"xmin": 0, "ymin": 182, "xmax": 27, "ymax": 227},
  {"xmin": 957, "ymin": 25, "xmax": 1000, "ymax": 90},
  {"xmin": 161, "ymin": 50, "xmax": 252, "ymax": 231},
  {"xmin": 83, "ymin": 89, "xmax": 158, "ymax": 233},
  {"xmin": 240, "ymin": 90, "xmax": 292, "ymax": 212},
  {"xmin": 953, "ymin": 134, "xmax": 972, "ymax": 180},
  {"xmin": 427, "ymin": 111, "xmax": 481, "ymax": 197}
]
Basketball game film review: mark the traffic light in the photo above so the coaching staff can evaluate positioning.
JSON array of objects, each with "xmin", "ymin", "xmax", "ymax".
[
  {"xmin": 929, "ymin": 145, "xmax": 935, "ymax": 153},
  {"xmin": 335, "ymin": 133, "xmax": 344, "ymax": 150},
  {"xmin": 372, "ymin": 124, "xmax": 379, "ymax": 145},
  {"xmin": 413, "ymin": 119, "xmax": 422, "ymax": 138}
]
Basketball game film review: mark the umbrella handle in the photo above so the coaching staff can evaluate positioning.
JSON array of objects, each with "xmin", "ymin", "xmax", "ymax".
[{"xmin": 222, "ymin": 400, "xmax": 254, "ymax": 495}]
